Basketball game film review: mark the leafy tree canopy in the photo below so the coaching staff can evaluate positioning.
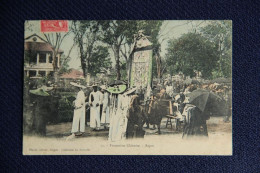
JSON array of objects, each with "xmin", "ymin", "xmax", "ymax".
[
  {"xmin": 166, "ymin": 33, "xmax": 219, "ymax": 79},
  {"xmin": 88, "ymin": 46, "xmax": 111, "ymax": 76},
  {"xmin": 200, "ymin": 21, "xmax": 232, "ymax": 78},
  {"xmin": 98, "ymin": 20, "xmax": 163, "ymax": 79}
]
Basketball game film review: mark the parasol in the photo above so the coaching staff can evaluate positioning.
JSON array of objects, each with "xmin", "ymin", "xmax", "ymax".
[
  {"xmin": 70, "ymin": 82, "xmax": 86, "ymax": 89},
  {"xmin": 124, "ymin": 87, "xmax": 137, "ymax": 95},
  {"xmin": 107, "ymin": 84, "xmax": 127, "ymax": 94},
  {"xmin": 29, "ymin": 88, "xmax": 50, "ymax": 96},
  {"xmin": 187, "ymin": 89, "xmax": 226, "ymax": 116},
  {"xmin": 108, "ymin": 80, "xmax": 127, "ymax": 86}
]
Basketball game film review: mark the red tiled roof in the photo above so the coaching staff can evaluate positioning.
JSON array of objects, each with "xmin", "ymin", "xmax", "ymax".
[
  {"xmin": 60, "ymin": 69, "xmax": 84, "ymax": 79},
  {"xmin": 24, "ymin": 41, "xmax": 64, "ymax": 53}
]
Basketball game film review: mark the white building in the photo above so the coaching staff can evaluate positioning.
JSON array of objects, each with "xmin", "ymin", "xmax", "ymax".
[{"xmin": 24, "ymin": 34, "xmax": 63, "ymax": 77}]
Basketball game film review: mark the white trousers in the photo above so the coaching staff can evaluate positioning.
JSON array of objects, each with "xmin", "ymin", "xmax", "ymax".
[
  {"xmin": 101, "ymin": 106, "xmax": 110, "ymax": 124},
  {"xmin": 71, "ymin": 108, "xmax": 85, "ymax": 133},
  {"xmin": 90, "ymin": 106, "xmax": 100, "ymax": 128}
]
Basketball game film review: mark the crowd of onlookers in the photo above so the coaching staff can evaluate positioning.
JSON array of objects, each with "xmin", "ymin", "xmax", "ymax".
[
  {"xmin": 23, "ymin": 75, "xmax": 232, "ymax": 138},
  {"xmin": 157, "ymin": 79, "xmax": 231, "ymax": 101}
]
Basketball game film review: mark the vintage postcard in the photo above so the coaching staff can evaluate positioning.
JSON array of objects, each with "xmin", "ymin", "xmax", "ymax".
[{"xmin": 23, "ymin": 20, "xmax": 232, "ymax": 155}]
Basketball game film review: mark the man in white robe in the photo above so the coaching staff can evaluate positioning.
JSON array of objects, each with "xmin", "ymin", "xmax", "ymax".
[
  {"xmin": 66, "ymin": 83, "xmax": 86, "ymax": 140},
  {"xmin": 89, "ymin": 85, "xmax": 102, "ymax": 131},
  {"xmin": 101, "ymin": 89, "xmax": 110, "ymax": 129}
]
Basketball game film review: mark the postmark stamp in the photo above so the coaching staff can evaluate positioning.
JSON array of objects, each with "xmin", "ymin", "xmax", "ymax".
[{"xmin": 41, "ymin": 20, "xmax": 68, "ymax": 32}]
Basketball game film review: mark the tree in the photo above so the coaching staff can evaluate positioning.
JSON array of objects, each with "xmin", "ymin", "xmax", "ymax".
[
  {"xmin": 71, "ymin": 20, "xmax": 101, "ymax": 77},
  {"xmin": 99, "ymin": 20, "xmax": 163, "ymax": 80},
  {"xmin": 166, "ymin": 33, "xmax": 218, "ymax": 79},
  {"xmin": 59, "ymin": 42, "xmax": 76, "ymax": 75},
  {"xmin": 99, "ymin": 20, "xmax": 138, "ymax": 80},
  {"xmin": 58, "ymin": 54, "xmax": 71, "ymax": 75},
  {"xmin": 88, "ymin": 46, "xmax": 112, "ymax": 76},
  {"xmin": 200, "ymin": 21, "xmax": 232, "ymax": 78},
  {"xmin": 157, "ymin": 21, "xmax": 195, "ymax": 80}
]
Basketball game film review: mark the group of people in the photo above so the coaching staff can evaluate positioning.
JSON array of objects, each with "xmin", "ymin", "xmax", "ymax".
[
  {"xmin": 66, "ymin": 80, "xmax": 209, "ymax": 141},
  {"xmin": 67, "ymin": 83, "xmax": 111, "ymax": 140},
  {"xmin": 27, "ymin": 76, "xmax": 231, "ymax": 140},
  {"xmin": 67, "ymin": 81, "xmax": 145, "ymax": 142},
  {"xmin": 163, "ymin": 79, "xmax": 231, "ymax": 99}
]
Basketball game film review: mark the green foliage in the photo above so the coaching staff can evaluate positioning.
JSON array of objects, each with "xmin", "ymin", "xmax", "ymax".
[
  {"xmin": 99, "ymin": 20, "xmax": 163, "ymax": 79},
  {"xmin": 99, "ymin": 20, "xmax": 139, "ymax": 79},
  {"xmin": 136, "ymin": 20, "xmax": 163, "ymax": 53},
  {"xmin": 100, "ymin": 20, "xmax": 138, "ymax": 45},
  {"xmin": 37, "ymin": 76, "xmax": 51, "ymax": 86},
  {"xmin": 166, "ymin": 33, "xmax": 218, "ymax": 79},
  {"xmin": 88, "ymin": 46, "xmax": 112, "ymax": 76},
  {"xmin": 57, "ymin": 97, "xmax": 74, "ymax": 123},
  {"xmin": 200, "ymin": 21, "xmax": 232, "ymax": 78},
  {"xmin": 100, "ymin": 20, "xmax": 162, "ymax": 48},
  {"xmin": 120, "ymin": 61, "xmax": 127, "ymax": 81},
  {"xmin": 72, "ymin": 20, "xmax": 103, "ymax": 77},
  {"xmin": 166, "ymin": 21, "xmax": 232, "ymax": 79},
  {"xmin": 59, "ymin": 54, "xmax": 71, "ymax": 75}
]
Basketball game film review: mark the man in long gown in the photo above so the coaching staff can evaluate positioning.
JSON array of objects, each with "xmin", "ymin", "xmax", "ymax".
[
  {"xmin": 66, "ymin": 83, "xmax": 86, "ymax": 140},
  {"xmin": 89, "ymin": 85, "xmax": 102, "ymax": 131},
  {"xmin": 101, "ymin": 87, "xmax": 110, "ymax": 129}
]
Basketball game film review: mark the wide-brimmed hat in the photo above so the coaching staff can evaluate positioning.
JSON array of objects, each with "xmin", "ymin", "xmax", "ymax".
[
  {"xmin": 108, "ymin": 80, "xmax": 127, "ymax": 87},
  {"xmin": 29, "ymin": 88, "xmax": 50, "ymax": 96},
  {"xmin": 41, "ymin": 85, "xmax": 53, "ymax": 92},
  {"xmin": 107, "ymin": 84, "xmax": 127, "ymax": 94},
  {"xmin": 124, "ymin": 87, "xmax": 137, "ymax": 95},
  {"xmin": 70, "ymin": 82, "xmax": 86, "ymax": 89}
]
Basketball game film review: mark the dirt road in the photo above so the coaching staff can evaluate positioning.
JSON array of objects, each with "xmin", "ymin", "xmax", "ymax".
[{"xmin": 23, "ymin": 116, "xmax": 232, "ymax": 155}]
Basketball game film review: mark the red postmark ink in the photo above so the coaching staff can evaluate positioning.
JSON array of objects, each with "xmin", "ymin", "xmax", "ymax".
[{"xmin": 41, "ymin": 20, "xmax": 68, "ymax": 32}]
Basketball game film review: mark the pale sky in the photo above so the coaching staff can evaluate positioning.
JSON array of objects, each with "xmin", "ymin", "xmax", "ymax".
[{"xmin": 25, "ymin": 20, "xmax": 209, "ymax": 71}]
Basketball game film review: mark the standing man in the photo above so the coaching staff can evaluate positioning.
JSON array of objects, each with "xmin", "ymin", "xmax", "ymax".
[
  {"xmin": 66, "ymin": 82, "xmax": 86, "ymax": 140},
  {"xmin": 89, "ymin": 84, "xmax": 102, "ymax": 131},
  {"xmin": 100, "ymin": 85, "xmax": 110, "ymax": 129}
]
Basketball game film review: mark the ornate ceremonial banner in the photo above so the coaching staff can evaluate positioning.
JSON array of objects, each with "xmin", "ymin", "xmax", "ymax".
[
  {"xmin": 130, "ymin": 49, "xmax": 153, "ymax": 89},
  {"xmin": 129, "ymin": 31, "xmax": 153, "ymax": 89}
]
